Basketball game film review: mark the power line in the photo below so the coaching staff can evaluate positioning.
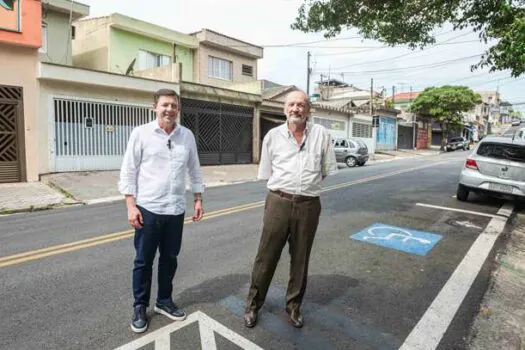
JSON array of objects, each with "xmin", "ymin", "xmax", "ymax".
[
  {"xmin": 315, "ymin": 54, "xmax": 482, "ymax": 74},
  {"xmin": 260, "ymin": 35, "xmax": 363, "ymax": 48}
]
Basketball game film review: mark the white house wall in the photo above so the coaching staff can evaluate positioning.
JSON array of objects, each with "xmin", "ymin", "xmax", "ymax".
[
  {"xmin": 38, "ymin": 80, "xmax": 158, "ymax": 174},
  {"xmin": 350, "ymin": 114, "xmax": 375, "ymax": 154},
  {"xmin": 311, "ymin": 110, "xmax": 350, "ymax": 140}
]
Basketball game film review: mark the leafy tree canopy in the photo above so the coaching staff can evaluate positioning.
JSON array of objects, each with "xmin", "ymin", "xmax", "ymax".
[
  {"xmin": 292, "ymin": 0, "xmax": 525, "ymax": 77},
  {"xmin": 410, "ymin": 85, "xmax": 481, "ymax": 125}
]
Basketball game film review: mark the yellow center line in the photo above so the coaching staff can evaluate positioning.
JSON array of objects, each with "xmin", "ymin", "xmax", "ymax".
[{"xmin": 0, "ymin": 161, "xmax": 451, "ymax": 268}]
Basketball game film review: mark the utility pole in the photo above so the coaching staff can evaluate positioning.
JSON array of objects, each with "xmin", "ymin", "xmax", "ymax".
[
  {"xmin": 306, "ymin": 51, "xmax": 311, "ymax": 96},
  {"xmin": 370, "ymin": 78, "xmax": 374, "ymax": 116},
  {"xmin": 371, "ymin": 78, "xmax": 377, "ymax": 154},
  {"xmin": 410, "ymin": 85, "xmax": 417, "ymax": 149},
  {"xmin": 392, "ymin": 85, "xmax": 396, "ymax": 104}
]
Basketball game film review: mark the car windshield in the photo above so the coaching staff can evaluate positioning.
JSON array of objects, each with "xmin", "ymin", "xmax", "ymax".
[
  {"xmin": 477, "ymin": 142, "xmax": 525, "ymax": 163},
  {"xmin": 449, "ymin": 137, "xmax": 463, "ymax": 142},
  {"xmin": 355, "ymin": 140, "xmax": 367, "ymax": 148}
]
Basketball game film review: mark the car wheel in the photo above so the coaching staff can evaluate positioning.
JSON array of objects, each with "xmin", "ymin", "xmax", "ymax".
[
  {"xmin": 457, "ymin": 184, "xmax": 469, "ymax": 201},
  {"xmin": 345, "ymin": 156, "xmax": 357, "ymax": 167}
]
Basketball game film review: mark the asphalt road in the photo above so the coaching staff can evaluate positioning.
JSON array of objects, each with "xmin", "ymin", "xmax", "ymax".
[{"xmin": 0, "ymin": 151, "xmax": 519, "ymax": 350}]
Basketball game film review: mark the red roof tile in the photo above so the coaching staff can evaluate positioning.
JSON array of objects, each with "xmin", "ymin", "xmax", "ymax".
[{"xmin": 393, "ymin": 92, "xmax": 421, "ymax": 102}]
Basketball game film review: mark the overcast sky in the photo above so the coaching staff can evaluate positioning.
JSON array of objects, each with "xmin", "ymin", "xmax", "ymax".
[{"xmin": 80, "ymin": 0, "xmax": 525, "ymax": 113}]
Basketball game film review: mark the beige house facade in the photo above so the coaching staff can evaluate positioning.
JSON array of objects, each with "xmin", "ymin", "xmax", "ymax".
[{"xmin": 191, "ymin": 29, "xmax": 263, "ymax": 88}]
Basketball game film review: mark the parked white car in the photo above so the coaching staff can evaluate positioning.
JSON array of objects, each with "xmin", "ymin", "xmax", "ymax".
[{"xmin": 457, "ymin": 136, "xmax": 525, "ymax": 201}]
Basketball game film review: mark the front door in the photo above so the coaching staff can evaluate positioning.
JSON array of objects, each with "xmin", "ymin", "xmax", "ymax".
[{"xmin": 0, "ymin": 85, "xmax": 23, "ymax": 183}]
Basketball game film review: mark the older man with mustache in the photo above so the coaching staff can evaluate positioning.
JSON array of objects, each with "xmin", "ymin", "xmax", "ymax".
[{"xmin": 244, "ymin": 90, "xmax": 338, "ymax": 328}]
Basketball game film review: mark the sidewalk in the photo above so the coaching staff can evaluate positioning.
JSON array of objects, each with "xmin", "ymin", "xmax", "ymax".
[
  {"xmin": 467, "ymin": 212, "xmax": 525, "ymax": 349},
  {"xmin": 0, "ymin": 148, "xmax": 440, "ymax": 214}
]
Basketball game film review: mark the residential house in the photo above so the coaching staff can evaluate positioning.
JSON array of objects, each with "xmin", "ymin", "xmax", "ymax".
[
  {"xmin": 190, "ymin": 29, "xmax": 263, "ymax": 88},
  {"xmin": 392, "ymin": 91, "xmax": 431, "ymax": 150},
  {"xmin": 375, "ymin": 109, "xmax": 400, "ymax": 152},
  {"xmin": 0, "ymin": 0, "xmax": 42, "ymax": 182},
  {"xmin": 500, "ymin": 101, "xmax": 512, "ymax": 124},
  {"xmin": 313, "ymin": 80, "xmax": 402, "ymax": 152},
  {"xmin": 72, "ymin": 15, "xmax": 263, "ymax": 166},
  {"xmin": 392, "ymin": 91, "xmax": 420, "ymax": 114},
  {"xmin": 72, "ymin": 13, "xmax": 198, "ymax": 82},
  {"xmin": 37, "ymin": 3, "xmax": 188, "ymax": 175},
  {"xmin": 40, "ymin": 0, "xmax": 89, "ymax": 65},
  {"xmin": 315, "ymin": 79, "xmax": 383, "ymax": 109},
  {"xmin": 230, "ymin": 82, "xmax": 348, "ymax": 148}
]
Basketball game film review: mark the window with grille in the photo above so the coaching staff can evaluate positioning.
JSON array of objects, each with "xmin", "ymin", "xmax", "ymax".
[
  {"xmin": 242, "ymin": 64, "xmax": 253, "ymax": 77},
  {"xmin": 352, "ymin": 122, "xmax": 373, "ymax": 138},
  {"xmin": 137, "ymin": 50, "xmax": 171, "ymax": 70},
  {"xmin": 313, "ymin": 117, "xmax": 346, "ymax": 131},
  {"xmin": 208, "ymin": 56, "xmax": 233, "ymax": 81}
]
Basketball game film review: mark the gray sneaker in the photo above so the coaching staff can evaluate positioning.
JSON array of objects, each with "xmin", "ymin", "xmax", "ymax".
[
  {"xmin": 154, "ymin": 301, "xmax": 187, "ymax": 321},
  {"xmin": 131, "ymin": 305, "xmax": 148, "ymax": 333}
]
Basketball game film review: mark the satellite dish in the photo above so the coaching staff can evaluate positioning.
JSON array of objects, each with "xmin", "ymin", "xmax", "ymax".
[{"xmin": 125, "ymin": 58, "xmax": 136, "ymax": 76}]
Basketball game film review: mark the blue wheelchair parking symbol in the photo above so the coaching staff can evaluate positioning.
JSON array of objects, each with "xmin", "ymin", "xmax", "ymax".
[{"xmin": 351, "ymin": 223, "xmax": 442, "ymax": 256}]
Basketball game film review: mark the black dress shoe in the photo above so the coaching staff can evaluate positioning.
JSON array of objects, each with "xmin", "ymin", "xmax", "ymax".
[
  {"xmin": 288, "ymin": 310, "xmax": 303, "ymax": 328},
  {"xmin": 244, "ymin": 310, "xmax": 258, "ymax": 328}
]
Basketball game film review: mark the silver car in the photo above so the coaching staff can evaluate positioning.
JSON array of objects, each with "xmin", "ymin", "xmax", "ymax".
[
  {"xmin": 457, "ymin": 136, "xmax": 525, "ymax": 201},
  {"xmin": 333, "ymin": 138, "xmax": 369, "ymax": 167}
]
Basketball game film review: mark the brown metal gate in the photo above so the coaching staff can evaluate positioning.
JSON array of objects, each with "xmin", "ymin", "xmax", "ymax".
[
  {"xmin": 0, "ymin": 86, "xmax": 23, "ymax": 183},
  {"xmin": 181, "ymin": 98, "xmax": 253, "ymax": 165}
]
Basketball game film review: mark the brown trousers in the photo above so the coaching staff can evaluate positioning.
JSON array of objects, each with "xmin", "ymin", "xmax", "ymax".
[{"xmin": 246, "ymin": 191, "xmax": 321, "ymax": 313}]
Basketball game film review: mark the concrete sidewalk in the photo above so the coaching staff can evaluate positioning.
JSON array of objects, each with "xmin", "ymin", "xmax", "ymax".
[
  {"xmin": 0, "ymin": 148, "xmax": 438, "ymax": 214},
  {"xmin": 467, "ymin": 211, "xmax": 525, "ymax": 349}
]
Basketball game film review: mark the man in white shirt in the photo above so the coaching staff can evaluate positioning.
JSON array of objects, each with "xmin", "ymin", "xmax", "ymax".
[
  {"xmin": 119, "ymin": 89, "xmax": 204, "ymax": 333},
  {"xmin": 244, "ymin": 90, "xmax": 337, "ymax": 329}
]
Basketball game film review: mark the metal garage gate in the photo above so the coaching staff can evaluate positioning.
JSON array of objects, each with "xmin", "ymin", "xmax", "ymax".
[
  {"xmin": 53, "ymin": 97, "xmax": 154, "ymax": 172},
  {"xmin": 181, "ymin": 98, "xmax": 253, "ymax": 165},
  {"xmin": 0, "ymin": 85, "xmax": 23, "ymax": 183},
  {"xmin": 398, "ymin": 125, "xmax": 413, "ymax": 149}
]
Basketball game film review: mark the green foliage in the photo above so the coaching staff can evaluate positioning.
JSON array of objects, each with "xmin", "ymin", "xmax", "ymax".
[
  {"xmin": 292, "ymin": 0, "xmax": 525, "ymax": 77},
  {"xmin": 410, "ymin": 85, "xmax": 481, "ymax": 125}
]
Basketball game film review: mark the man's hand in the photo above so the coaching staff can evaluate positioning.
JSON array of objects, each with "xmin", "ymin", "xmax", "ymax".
[
  {"xmin": 128, "ymin": 206, "xmax": 143, "ymax": 229},
  {"xmin": 192, "ymin": 199, "xmax": 204, "ymax": 222}
]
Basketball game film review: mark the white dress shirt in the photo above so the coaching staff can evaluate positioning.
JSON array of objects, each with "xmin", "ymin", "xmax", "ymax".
[
  {"xmin": 118, "ymin": 120, "xmax": 204, "ymax": 215},
  {"xmin": 258, "ymin": 122, "xmax": 338, "ymax": 197}
]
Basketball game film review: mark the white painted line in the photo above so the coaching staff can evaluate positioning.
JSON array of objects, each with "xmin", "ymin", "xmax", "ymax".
[
  {"xmin": 199, "ymin": 319, "xmax": 218, "ymax": 349},
  {"xmin": 113, "ymin": 311, "xmax": 263, "ymax": 350},
  {"xmin": 400, "ymin": 202, "xmax": 513, "ymax": 350},
  {"xmin": 415, "ymin": 203, "xmax": 504, "ymax": 219},
  {"xmin": 84, "ymin": 195, "xmax": 123, "ymax": 205},
  {"xmin": 114, "ymin": 313, "xmax": 199, "ymax": 350}
]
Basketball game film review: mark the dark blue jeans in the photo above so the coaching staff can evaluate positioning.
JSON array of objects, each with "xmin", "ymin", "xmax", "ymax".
[{"xmin": 132, "ymin": 206, "xmax": 185, "ymax": 307}]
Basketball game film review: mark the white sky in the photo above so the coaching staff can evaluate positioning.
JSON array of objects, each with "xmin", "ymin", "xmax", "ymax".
[{"xmin": 80, "ymin": 0, "xmax": 525, "ymax": 113}]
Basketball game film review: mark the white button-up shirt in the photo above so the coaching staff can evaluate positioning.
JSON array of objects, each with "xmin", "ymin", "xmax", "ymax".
[
  {"xmin": 118, "ymin": 120, "xmax": 204, "ymax": 216},
  {"xmin": 258, "ymin": 122, "xmax": 338, "ymax": 197}
]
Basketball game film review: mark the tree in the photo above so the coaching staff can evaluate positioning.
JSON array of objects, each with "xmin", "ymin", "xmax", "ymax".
[
  {"xmin": 292, "ymin": 0, "xmax": 525, "ymax": 77},
  {"xmin": 410, "ymin": 86, "xmax": 481, "ymax": 150}
]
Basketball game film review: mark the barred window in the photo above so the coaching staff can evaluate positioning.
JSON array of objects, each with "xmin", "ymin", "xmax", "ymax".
[
  {"xmin": 313, "ymin": 117, "xmax": 346, "ymax": 131},
  {"xmin": 352, "ymin": 122, "xmax": 373, "ymax": 138}
]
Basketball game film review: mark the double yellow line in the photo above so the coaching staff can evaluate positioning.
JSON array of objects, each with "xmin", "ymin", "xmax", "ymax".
[{"xmin": 0, "ymin": 161, "xmax": 449, "ymax": 268}]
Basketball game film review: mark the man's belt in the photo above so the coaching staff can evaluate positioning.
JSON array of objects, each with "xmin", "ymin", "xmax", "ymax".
[{"xmin": 270, "ymin": 190, "xmax": 316, "ymax": 202}]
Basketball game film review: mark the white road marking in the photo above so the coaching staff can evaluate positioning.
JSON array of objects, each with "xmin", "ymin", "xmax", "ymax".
[
  {"xmin": 114, "ymin": 311, "xmax": 263, "ymax": 350},
  {"xmin": 454, "ymin": 221, "xmax": 483, "ymax": 229},
  {"xmin": 400, "ymin": 202, "xmax": 513, "ymax": 350},
  {"xmin": 415, "ymin": 203, "xmax": 506, "ymax": 219}
]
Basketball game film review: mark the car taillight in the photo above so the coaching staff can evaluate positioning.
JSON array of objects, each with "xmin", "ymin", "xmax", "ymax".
[{"xmin": 465, "ymin": 158, "xmax": 478, "ymax": 170}]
